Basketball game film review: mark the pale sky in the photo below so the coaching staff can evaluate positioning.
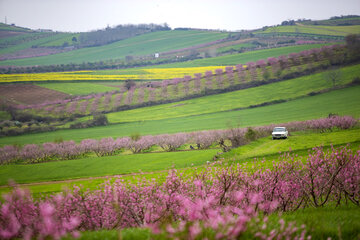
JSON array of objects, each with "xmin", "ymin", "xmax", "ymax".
[{"xmin": 0, "ymin": 0, "xmax": 359, "ymax": 32}]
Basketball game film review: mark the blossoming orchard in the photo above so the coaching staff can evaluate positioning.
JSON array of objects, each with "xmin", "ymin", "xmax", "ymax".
[
  {"xmin": 1, "ymin": 144, "xmax": 359, "ymax": 239},
  {"xmin": 12, "ymin": 44, "xmax": 347, "ymax": 119},
  {"xmin": 0, "ymin": 116, "xmax": 356, "ymax": 164},
  {"xmin": 1, "ymin": 16, "xmax": 360, "ymax": 240}
]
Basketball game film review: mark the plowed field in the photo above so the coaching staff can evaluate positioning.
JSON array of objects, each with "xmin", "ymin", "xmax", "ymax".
[{"xmin": 0, "ymin": 84, "xmax": 69, "ymax": 105}]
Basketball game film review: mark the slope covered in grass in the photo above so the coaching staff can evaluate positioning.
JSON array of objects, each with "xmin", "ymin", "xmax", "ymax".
[
  {"xmin": 0, "ymin": 149, "xmax": 217, "ymax": 185},
  {"xmin": 255, "ymin": 24, "xmax": 360, "ymax": 36},
  {"xmin": 1, "ymin": 128, "xmax": 359, "ymax": 197},
  {"xmin": 149, "ymin": 43, "xmax": 328, "ymax": 68},
  {"xmin": 223, "ymin": 128, "xmax": 360, "ymax": 163},
  {"xmin": 0, "ymin": 30, "xmax": 228, "ymax": 66},
  {"xmin": 1, "ymin": 85, "xmax": 359, "ymax": 146},
  {"xmin": 0, "ymin": 32, "xmax": 60, "ymax": 55},
  {"xmin": 36, "ymin": 82, "xmax": 119, "ymax": 95},
  {"xmin": 0, "ymin": 23, "xmax": 32, "ymax": 32},
  {"xmin": 105, "ymin": 64, "xmax": 360, "ymax": 123}
]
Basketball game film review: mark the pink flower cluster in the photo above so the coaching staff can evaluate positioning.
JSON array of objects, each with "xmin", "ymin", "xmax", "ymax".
[
  {"xmin": 0, "ymin": 116, "xmax": 357, "ymax": 164},
  {"xmin": 1, "ymin": 145, "xmax": 359, "ymax": 239},
  {"xmin": 0, "ymin": 188, "xmax": 80, "ymax": 239}
]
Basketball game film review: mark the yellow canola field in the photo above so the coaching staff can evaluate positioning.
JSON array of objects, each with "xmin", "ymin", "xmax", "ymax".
[
  {"xmin": 0, "ymin": 66, "xmax": 231, "ymax": 83},
  {"xmin": 140, "ymin": 66, "xmax": 230, "ymax": 80},
  {"xmin": 0, "ymin": 72, "xmax": 138, "ymax": 83}
]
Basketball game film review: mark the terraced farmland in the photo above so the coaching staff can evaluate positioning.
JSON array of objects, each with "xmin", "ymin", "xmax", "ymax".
[
  {"xmin": 256, "ymin": 24, "xmax": 360, "ymax": 36},
  {"xmin": 0, "ymin": 30, "xmax": 228, "ymax": 66},
  {"xmin": 0, "ymin": 16, "xmax": 360, "ymax": 240},
  {"xmin": 153, "ymin": 43, "xmax": 329, "ymax": 67}
]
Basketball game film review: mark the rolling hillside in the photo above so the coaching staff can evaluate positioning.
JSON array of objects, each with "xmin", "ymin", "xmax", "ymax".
[
  {"xmin": 0, "ymin": 16, "xmax": 359, "ymax": 239},
  {"xmin": 1, "ymin": 75, "xmax": 359, "ymax": 146},
  {"xmin": 0, "ymin": 30, "xmax": 228, "ymax": 66},
  {"xmin": 256, "ymin": 24, "xmax": 360, "ymax": 37},
  {"xmin": 0, "ymin": 16, "xmax": 360, "ymax": 239},
  {"xmin": 149, "ymin": 43, "xmax": 330, "ymax": 68},
  {"xmin": 0, "ymin": 17, "xmax": 356, "ymax": 70}
]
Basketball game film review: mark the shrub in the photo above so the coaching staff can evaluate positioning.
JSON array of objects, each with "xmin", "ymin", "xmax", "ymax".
[
  {"xmin": 91, "ymin": 114, "xmax": 108, "ymax": 126},
  {"xmin": 245, "ymin": 127, "xmax": 257, "ymax": 142},
  {"xmin": 351, "ymin": 76, "xmax": 360, "ymax": 85},
  {"xmin": 130, "ymin": 132, "xmax": 141, "ymax": 141}
]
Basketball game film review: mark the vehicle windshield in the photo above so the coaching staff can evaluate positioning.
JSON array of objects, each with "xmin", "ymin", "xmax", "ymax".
[{"xmin": 273, "ymin": 127, "xmax": 285, "ymax": 132}]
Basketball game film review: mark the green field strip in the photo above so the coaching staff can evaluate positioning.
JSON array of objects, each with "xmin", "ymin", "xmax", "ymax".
[
  {"xmin": 0, "ymin": 149, "xmax": 217, "ymax": 185},
  {"xmin": 38, "ymin": 33, "xmax": 80, "ymax": 47},
  {"xmin": 1, "ymin": 128, "xmax": 359, "ymax": 198},
  {"xmin": 36, "ymin": 82, "xmax": 119, "ymax": 95},
  {"xmin": 148, "ymin": 43, "xmax": 328, "ymax": 68},
  {"xmin": 0, "ymin": 85, "xmax": 359, "ymax": 146},
  {"xmin": 105, "ymin": 64, "xmax": 360, "ymax": 123},
  {"xmin": 216, "ymin": 42, "xmax": 256, "ymax": 53},
  {"xmin": 256, "ymin": 24, "xmax": 360, "ymax": 36},
  {"xmin": 0, "ymin": 30, "xmax": 228, "ymax": 66},
  {"xmin": 224, "ymin": 128, "xmax": 360, "ymax": 161},
  {"xmin": 0, "ymin": 23, "xmax": 32, "ymax": 32},
  {"xmin": 304, "ymin": 17, "xmax": 360, "ymax": 26},
  {"xmin": 278, "ymin": 205, "xmax": 360, "ymax": 240},
  {"xmin": 0, "ymin": 32, "xmax": 60, "ymax": 55}
]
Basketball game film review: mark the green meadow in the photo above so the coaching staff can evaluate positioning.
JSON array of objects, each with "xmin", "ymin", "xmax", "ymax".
[
  {"xmin": 148, "ymin": 43, "xmax": 329, "ymax": 68},
  {"xmin": 36, "ymin": 82, "xmax": 119, "ymax": 95},
  {"xmin": 0, "ymin": 149, "xmax": 218, "ymax": 185},
  {"xmin": 64, "ymin": 44, "xmax": 330, "ymax": 78},
  {"xmin": 1, "ymin": 17, "xmax": 360, "ymax": 240},
  {"xmin": 0, "ymin": 32, "xmax": 67, "ymax": 55},
  {"xmin": 223, "ymin": 128, "xmax": 360, "ymax": 162},
  {"xmin": 105, "ymin": 64, "xmax": 360, "ymax": 123},
  {"xmin": 38, "ymin": 33, "xmax": 80, "ymax": 47},
  {"xmin": 216, "ymin": 42, "xmax": 256, "ymax": 53},
  {"xmin": 1, "ymin": 128, "xmax": 359, "ymax": 200},
  {"xmin": 1, "ymin": 85, "xmax": 359, "ymax": 146},
  {"xmin": 256, "ymin": 24, "xmax": 360, "ymax": 36},
  {"xmin": 0, "ymin": 30, "xmax": 228, "ymax": 66}
]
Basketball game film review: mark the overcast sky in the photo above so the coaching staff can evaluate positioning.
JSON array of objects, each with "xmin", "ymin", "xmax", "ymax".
[{"xmin": 0, "ymin": 0, "xmax": 359, "ymax": 32}]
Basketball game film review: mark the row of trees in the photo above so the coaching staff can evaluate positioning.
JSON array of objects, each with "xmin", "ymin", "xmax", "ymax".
[
  {"xmin": 0, "ymin": 55, "xmax": 195, "ymax": 74},
  {"xmin": 1, "ymin": 143, "xmax": 359, "ymax": 239},
  {"xmin": 2, "ymin": 34, "xmax": 359, "ymax": 75},
  {"xmin": 19, "ymin": 44, "xmax": 346, "ymax": 113},
  {"xmin": 31, "ymin": 44, "xmax": 349, "ymax": 117},
  {"xmin": 0, "ymin": 116, "xmax": 357, "ymax": 164},
  {"xmin": 78, "ymin": 23, "xmax": 171, "ymax": 47},
  {"xmin": 2, "ymin": 42, "xmax": 355, "ymax": 131}
]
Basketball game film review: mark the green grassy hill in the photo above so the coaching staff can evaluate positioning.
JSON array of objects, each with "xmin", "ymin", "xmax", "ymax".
[
  {"xmin": 255, "ymin": 24, "xmax": 360, "ymax": 37},
  {"xmin": 0, "ymin": 18, "xmax": 360, "ymax": 240},
  {"xmin": 36, "ymin": 82, "xmax": 119, "ymax": 95},
  {"xmin": 0, "ymin": 32, "xmax": 76, "ymax": 55},
  {"xmin": 0, "ymin": 149, "xmax": 217, "ymax": 185},
  {"xmin": 2, "ymin": 83, "xmax": 359, "ymax": 147},
  {"xmin": 302, "ymin": 16, "xmax": 360, "ymax": 26},
  {"xmin": 0, "ymin": 30, "xmax": 228, "ymax": 66},
  {"xmin": 104, "ymin": 64, "xmax": 360, "ymax": 124},
  {"xmin": 0, "ymin": 23, "xmax": 32, "ymax": 32},
  {"xmin": 148, "ymin": 43, "xmax": 329, "ymax": 68},
  {"xmin": 1, "ymin": 128, "xmax": 359, "ymax": 189}
]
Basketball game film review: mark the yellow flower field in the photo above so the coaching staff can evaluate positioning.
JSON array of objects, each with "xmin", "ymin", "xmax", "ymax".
[
  {"xmin": 140, "ymin": 66, "xmax": 230, "ymax": 80},
  {"xmin": 0, "ymin": 66, "xmax": 232, "ymax": 83}
]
